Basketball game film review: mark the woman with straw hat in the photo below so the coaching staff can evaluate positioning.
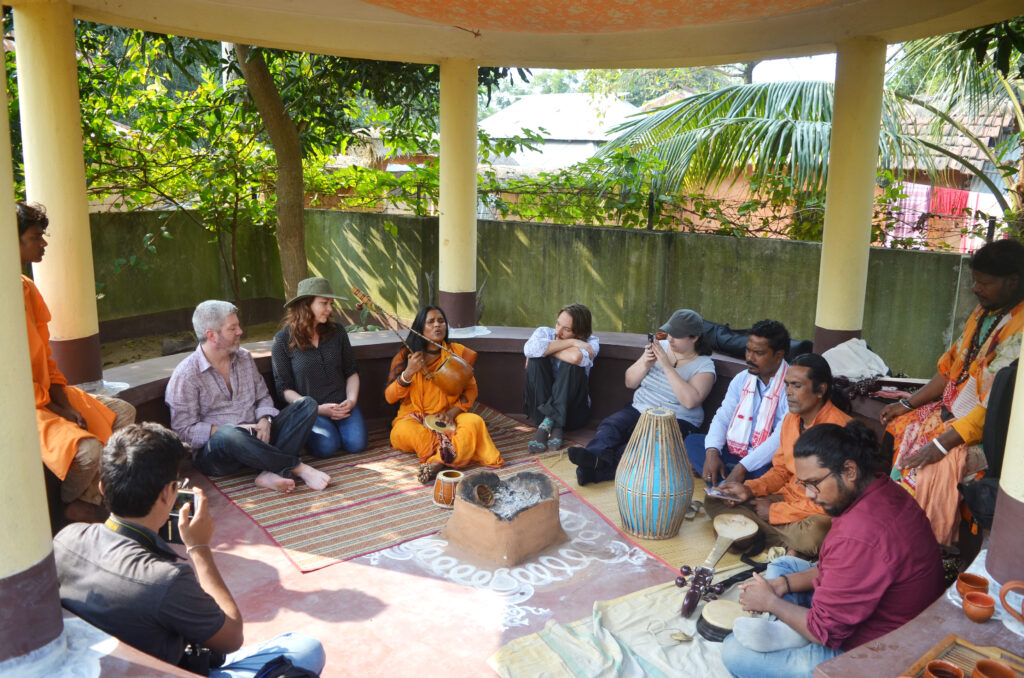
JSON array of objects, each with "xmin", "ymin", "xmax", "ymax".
[{"xmin": 271, "ymin": 277, "xmax": 367, "ymax": 457}]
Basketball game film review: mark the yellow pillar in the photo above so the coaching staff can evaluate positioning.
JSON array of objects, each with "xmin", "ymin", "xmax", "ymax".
[
  {"xmin": 15, "ymin": 1, "xmax": 103, "ymax": 385},
  {"xmin": 438, "ymin": 59, "xmax": 478, "ymax": 328},
  {"xmin": 0, "ymin": 38, "xmax": 65, "ymax": 666},
  {"xmin": 987, "ymin": 339, "xmax": 1024, "ymax": 583},
  {"xmin": 813, "ymin": 37, "xmax": 887, "ymax": 352}
]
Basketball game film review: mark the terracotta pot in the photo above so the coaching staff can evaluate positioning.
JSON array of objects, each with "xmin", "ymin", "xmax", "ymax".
[
  {"xmin": 999, "ymin": 580, "xmax": 1024, "ymax": 625},
  {"xmin": 924, "ymin": 660, "xmax": 964, "ymax": 678},
  {"xmin": 972, "ymin": 659, "xmax": 1016, "ymax": 678},
  {"xmin": 962, "ymin": 592, "xmax": 995, "ymax": 623},
  {"xmin": 956, "ymin": 573, "xmax": 989, "ymax": 598}
]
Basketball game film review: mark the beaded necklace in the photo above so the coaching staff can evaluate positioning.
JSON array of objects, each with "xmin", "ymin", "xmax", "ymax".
[{"xmin": 953, "ymin": 307, "xmax": 1009, "ymax": 386}]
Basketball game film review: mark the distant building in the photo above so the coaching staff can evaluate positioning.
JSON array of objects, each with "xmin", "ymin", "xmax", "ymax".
[{"xmin": 478, "ymin": 93, "xmax": 639, "ymax": 170}]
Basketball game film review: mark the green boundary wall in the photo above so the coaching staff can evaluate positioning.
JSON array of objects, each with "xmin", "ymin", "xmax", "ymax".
[{"xmin": 91, "ymin": 210, "xmax": 976, "ymax": 377}]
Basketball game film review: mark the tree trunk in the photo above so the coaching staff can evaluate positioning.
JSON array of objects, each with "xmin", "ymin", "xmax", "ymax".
[{"xmin": 233, "ymin": 44, "xmax": 307, "ymax": 300}]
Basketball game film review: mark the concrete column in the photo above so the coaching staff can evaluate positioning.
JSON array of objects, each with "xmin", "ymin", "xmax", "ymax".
[
  {"xmin": 987, "ymin": 338, "xmax": 1024, "ymax": 583},
  {"xmin": 438, "ymin": 59, "xmax": 478, "ymax": 328},
  {"xmin": 0, "ymin": 39, "xmax": 65, "ymax": 667},
  {"xmin": 15, "ymin": 1, "xmax": 102, "ymax": 384},
  {"xmin": 813, "ymin": 38, "xmax": 887, "ymax": 352}
]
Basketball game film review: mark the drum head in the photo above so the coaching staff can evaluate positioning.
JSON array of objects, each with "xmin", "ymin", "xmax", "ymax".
[
  {"xmin": 711, "ymin": 513, "xmax": 758, "ymax": 541},
  {"xmin": 697, "ymin": 600, "xmax": 747, "ymax": 643},
  {"xmin": 424, "ymin": 414, "xmax": 454, "ymax": 433}
]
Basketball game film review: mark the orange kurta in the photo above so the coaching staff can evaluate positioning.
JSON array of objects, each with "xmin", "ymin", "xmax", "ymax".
[
  {"xmin": 24, "ymin": 275, "xmax": 115, "ymax": 479},
  {"xmin": 745, "ymin": 400, "xmax": 852, "ymax": 525},
  {"xmin": 385, "ymin": 342, "xmax": 503, "ymax": 468}
]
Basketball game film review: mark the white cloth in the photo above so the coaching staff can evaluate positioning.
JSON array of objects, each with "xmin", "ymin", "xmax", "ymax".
[
  {"xmin": 821, "ymin": 339, "xmax": 888, "ymax": 381},
  {"xmin": 725, "ymin": 362, "xmax": 787, "ymax": 459}
]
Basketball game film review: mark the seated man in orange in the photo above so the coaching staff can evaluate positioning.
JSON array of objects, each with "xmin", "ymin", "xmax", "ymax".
[
  {"xmin": 385, "ymin": 305, "xmax": 504, "ymax": 483},
  {"xmin": 707, "ymin": 354, "xmax": 851, "ymax": 558},
  {"xmin": 18, "ymin": 201, "xmax": 135, "ymax": 523}
]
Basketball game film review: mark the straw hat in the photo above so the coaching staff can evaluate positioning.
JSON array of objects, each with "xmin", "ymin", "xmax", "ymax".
[{"xmin": 284, "ymin": 277, "xmax": 348, "ymax": 308}]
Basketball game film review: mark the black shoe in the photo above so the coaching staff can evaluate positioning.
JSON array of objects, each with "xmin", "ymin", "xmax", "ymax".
[
  {"xmin": 569, "ymin": 445, "xmax": 609, "ymax": 469},
  {"xmin": 576, "ymin": 465, "xmax": 596, "ymax": 486}
]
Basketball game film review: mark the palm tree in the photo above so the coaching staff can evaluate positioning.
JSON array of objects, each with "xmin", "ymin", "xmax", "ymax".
[{"xmin": 601, "ymin": 31, "xmax": 1021, "ymax": 218}]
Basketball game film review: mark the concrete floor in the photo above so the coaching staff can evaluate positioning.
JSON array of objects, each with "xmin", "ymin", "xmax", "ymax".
[{"xmin": 61, "ymin": 417, "xmax": 729, "ymax": 677}]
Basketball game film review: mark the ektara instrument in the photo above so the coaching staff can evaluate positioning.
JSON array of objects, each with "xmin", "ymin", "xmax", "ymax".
[{"xmin": 351, "ymin": 287, "xmax": 474, "ymax": 396}]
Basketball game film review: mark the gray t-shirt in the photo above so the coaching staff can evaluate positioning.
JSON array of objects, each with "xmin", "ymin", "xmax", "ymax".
[
  {"xmin": 631, "ymin": 341, "xmax": 716, "ymax": 426},
  {"xmin": 53, "ymin": 521, "xmax": 225, "ymax": 665}
]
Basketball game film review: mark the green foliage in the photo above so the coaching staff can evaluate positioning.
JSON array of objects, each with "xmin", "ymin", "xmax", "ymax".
[
  {"xmin": 580, "ymin": 67, "xmax": 747, "ymax": 107},
  {"xmin": 955, "ymin": 18, "xmax": 1024, "ymax": 80},
  {"xmin": 74, "ymin": 28, "xmax": 275, "ymax": 302}
]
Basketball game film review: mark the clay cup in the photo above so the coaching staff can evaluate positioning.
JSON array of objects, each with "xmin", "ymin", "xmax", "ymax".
[
  {"xmin": 962, "ymin": 592, "xmax": 996, "ymax": 623},
  {"xmin": 999, "ymin": 580, "xmax": 1024, "ymax": 625},
  {"xmin": 956, "ymin": 573, "xmax": 989, "ymax": 598},
  {"xmin": 925, "ymin": 660, "xmax": 964, "ymax": 678},
  {"xmin": 972, "ymin": 659, "xmax": 1017, "ymax": 678}
]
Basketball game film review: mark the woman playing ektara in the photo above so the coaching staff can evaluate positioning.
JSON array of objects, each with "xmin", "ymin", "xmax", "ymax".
[{"xmin": 385, "ymin": 306, "xmax": 503, "ymax": 483}]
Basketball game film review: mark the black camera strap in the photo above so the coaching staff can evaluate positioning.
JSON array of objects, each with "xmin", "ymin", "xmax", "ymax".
[{"xmin": 104, "ymin": 516, "xmax": 182, "ymax": 561}]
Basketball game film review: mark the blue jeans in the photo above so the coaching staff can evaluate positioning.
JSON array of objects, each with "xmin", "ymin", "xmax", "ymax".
[
  {"xmin": 722, "ymin": 556, "xmax": 842, "ymax": 678},
  {"xmin": 194, "ymin": 397, "xmax": 318, "ymax": 477},
  {"xmin": 307, "ymin": 405, "xmax": 368, "ymax": 457},
  {"xmin": 209, "ymin": 632, "xmax": 325, "ymax": 678},
  {"xmin": 685, "ymin": 434, "xmax": 769, "ymax": 485}
]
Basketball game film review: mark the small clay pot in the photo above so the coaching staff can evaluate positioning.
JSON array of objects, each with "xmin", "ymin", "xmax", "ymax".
[
  {"xmin": 924, "ymin": 660, "xmax": 964, "ymax": 678},
  {"xmin": 962, "ymin": 592, "xmax": 995, "ymax": 623},
  {"xmin": 956, "ymin": 573, "xmax": 989, "ymax": 598},
  {"xmin": 972, "ymin": 659, "xmax": 1016, "ymax": 678},
  {"xmin": 999, "ymin": 580, "xmax": 1024, "ymax": 625}
]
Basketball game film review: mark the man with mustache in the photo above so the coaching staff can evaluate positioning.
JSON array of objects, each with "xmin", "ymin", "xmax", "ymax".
[
  {"xmin": 880, "ymin": 239, "xmax": 1024, "ymax": 545},
  {"xmin": 707, "ymin": 353, "xmax": 850, "ymax": 558},
  {"xmin": 687, "ymin": 319, "xmax": 791, "ymax": 486},
  {"xmin": 721, "ymin": 421, "xmax": 944, "ymax": 678}
]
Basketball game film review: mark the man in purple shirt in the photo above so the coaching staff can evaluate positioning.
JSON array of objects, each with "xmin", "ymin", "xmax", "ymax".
[
  {"xmin": 165, "ymin": 300, "xmax": 329, "ymax": 492},
  {"xmin": 722, "ymin": 421, "xmax": 945, "ymax": 678}
]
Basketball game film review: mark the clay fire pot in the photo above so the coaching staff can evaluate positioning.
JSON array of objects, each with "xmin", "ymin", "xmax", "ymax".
[
  {"xmin": 956, "ymin": 573, "xmax": 989, "ymax": 598},
  {"xmin": 924, "ymin": 660, "xmax": 964, "ymax": 678},
  {"xmin": 962, "ymin": 592, "xmax": 995, "ymax": 623},
  {"xmin": 972, "ymin": 659, "xmax": 1017, "ymax": 678}
]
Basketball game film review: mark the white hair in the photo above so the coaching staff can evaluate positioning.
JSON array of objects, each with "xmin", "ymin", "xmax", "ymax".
[{"xmin": 192, "ymin": 300, "xmax": 238, "ymax": 342}]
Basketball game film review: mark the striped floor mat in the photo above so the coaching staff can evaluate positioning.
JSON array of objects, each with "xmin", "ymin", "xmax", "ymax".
[{"xmin": 207, "ymin": 404, "xmax": 562, "ymax": 572}]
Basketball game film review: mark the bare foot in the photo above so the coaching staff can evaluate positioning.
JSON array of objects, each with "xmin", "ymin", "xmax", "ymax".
[
  {"xmin": 293, "ymin": 463, "xmax": 330, "ymax": 491},
  {"xmin": 417, "ymin": 462, "xmax": 445, "ymax": 484},
  {"xmin": 64, "ymin": 500, "xmax": 106, "ymax": 524},
  {"xmin": 255, "ymin": 470, "xmax": 296, "ymax": 493}
]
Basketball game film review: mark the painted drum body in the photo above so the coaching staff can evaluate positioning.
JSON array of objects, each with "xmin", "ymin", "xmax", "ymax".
[{"xmin": 615, "ymin": 407, "xmax": 694, "ymax": 540}]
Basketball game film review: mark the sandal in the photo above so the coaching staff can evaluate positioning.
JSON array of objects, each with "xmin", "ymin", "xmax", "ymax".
[
  {"xmin": 547, "ymin": 427, "xmax": 563, "ymax": 451},
  {"xmin": 417, "ymin": 463, "xmax": 441, "ymax": 485}
]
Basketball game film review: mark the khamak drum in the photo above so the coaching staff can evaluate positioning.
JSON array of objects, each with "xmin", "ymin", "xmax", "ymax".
[
  {"xmin": 615, "ymin": 407, "xmax": 694, "ymax": 539},
  {"xmin": 697, "ymin": 600, "xmax": 749, "ymax": 642},
  {"xmin": 433, "ymin": 470, "xmax": 464, "ymax": 508}
]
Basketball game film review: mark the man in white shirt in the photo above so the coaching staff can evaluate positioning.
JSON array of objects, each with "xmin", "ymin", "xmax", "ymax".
[
  {"xmin": 523, "ymin": 303, "xmax": 599, "ymax": 452},
  {"xmin": 688, "ymin": 319, "xmax": 791, "ymax": 486}
]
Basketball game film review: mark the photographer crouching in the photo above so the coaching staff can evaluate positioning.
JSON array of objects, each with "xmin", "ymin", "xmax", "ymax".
[{"xmin": 53, "ymin": 423, "xmax": 325, "ymax": 677}]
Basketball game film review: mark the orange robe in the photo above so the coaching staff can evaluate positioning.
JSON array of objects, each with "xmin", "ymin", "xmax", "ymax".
[
  {"xmin": 24, "ymin": 275, "xmax": 115, "ymax": 479},
  {"xmin": 745, "ymin": 401, "xmax": 852, "ymax": 525},
  {"xmin": 385, "ymin": 343, "xmax": 503, "ymax": 468},
  {"xmin": 888, "ymin": 300, "xmax": 1024, "ymax": 544}
]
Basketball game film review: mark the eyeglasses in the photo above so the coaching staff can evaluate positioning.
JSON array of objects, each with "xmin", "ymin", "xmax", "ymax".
[{"xmin": 795, "ymin": 471, "xmax": 834, "ymax": 493}]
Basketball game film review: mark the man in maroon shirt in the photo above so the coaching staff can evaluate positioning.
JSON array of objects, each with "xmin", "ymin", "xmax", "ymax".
[{"xmin": 721, "ymin": 421, "xmax": 945, "ymax": 678}]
